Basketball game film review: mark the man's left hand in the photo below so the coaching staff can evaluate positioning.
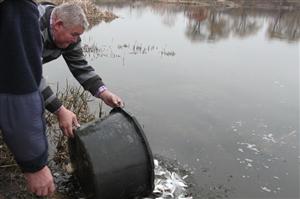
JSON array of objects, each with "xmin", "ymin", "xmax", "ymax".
[{"xmin": 99, "ymin": 90, "xmax": 124, "ymax": 108}]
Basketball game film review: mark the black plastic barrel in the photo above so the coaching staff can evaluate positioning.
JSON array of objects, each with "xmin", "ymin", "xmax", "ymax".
[{"xmin": 69, "ymin": 108, "xmax": 154, "ymax": 199}]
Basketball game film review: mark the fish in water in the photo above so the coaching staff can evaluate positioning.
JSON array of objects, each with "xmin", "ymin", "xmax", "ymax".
[{"xmin": 141, "ymin": 159, "xmax": 193, "ymax": 199}]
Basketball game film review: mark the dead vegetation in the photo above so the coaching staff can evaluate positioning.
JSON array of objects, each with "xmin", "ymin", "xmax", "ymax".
[
  {"xmin": 46, "ymin": 83, "xmax": 100, "ymax": 169},
  {"xmin": 37, "ymin": 0, "xmax": 118, "ymax": 27}
]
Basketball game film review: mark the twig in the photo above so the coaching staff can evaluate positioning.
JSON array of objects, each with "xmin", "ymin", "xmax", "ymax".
[{"xmin": 0, "ymin": 164, "xmax": 17, "ymax": 168}]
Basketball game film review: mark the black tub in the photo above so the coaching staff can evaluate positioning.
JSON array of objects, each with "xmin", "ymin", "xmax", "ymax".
[{"xmin": 69, "ymin": 108, "xmax": 154, "ymax": 199}]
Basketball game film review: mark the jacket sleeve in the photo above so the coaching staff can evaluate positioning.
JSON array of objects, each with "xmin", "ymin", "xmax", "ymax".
[
  {"xmin": 62, "ymin": 40, "xmax": 105, "ymax": 96},
  {"xmin": 39, "ymin": 77, "xmax": 63, "ymax": 113}
]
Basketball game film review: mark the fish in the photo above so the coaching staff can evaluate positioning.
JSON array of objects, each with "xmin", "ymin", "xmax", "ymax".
[{"xmin": 142, "ymin": 159, "xmax": 193, "ymax": 199}]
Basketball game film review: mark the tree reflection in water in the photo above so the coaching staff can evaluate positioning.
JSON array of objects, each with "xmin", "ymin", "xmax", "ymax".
[
  {"xmin": 99, "ymin": 1, "xmax": 299, "ymax": 42},
  {"xmin": 268, "ymin": 9, "xmax": 300, "ymax": 41},
  {"xmin": 184, "ymin": 6, "xmax": 299, "ymax": 42}
]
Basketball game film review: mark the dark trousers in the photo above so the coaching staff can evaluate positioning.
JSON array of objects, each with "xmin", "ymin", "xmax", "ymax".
[{"xmin": 0, "ymin": 91, "xmax": 48, "ymax": 172}]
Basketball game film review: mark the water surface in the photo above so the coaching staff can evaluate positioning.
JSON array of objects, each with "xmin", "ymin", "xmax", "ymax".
[{"xmin": 44, "ymin": 2, "xmax": 299, "ymax": 198}]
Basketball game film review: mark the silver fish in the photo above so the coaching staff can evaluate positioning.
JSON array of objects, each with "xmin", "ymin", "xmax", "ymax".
[{"xmin": 143, "ymin": 159, "xmax": 193, "ymax": 199}]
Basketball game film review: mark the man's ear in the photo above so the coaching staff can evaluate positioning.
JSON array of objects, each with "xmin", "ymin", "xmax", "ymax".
[{"xmin": 53, "ymin": 19, "xmax": 64, "ymax": 31}]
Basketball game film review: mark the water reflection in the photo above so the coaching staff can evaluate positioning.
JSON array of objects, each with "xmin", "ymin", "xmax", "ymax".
[
  {"xmin": 185, "ymin": 8, "xmax": 231, "ymax": 42},
  {"xmin": 41, "ymin": 1, "xmax": 299, "ymax": 198},
  {"xmin": 185, "ymin": 8, "xmax": 300, "ymax": 42},
  {"xmin": 268, "ymin": 9, "xmax": 300, "ymax": 41},
  {"xmin": 99, "ymin": 1, "xmax": 300, "ymax": 42}
]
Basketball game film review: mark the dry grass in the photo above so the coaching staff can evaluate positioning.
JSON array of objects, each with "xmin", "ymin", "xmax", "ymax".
[
  {"xmin": 38, "ymin": 0, "xmax": 118, "ymax": 28},
  {"xmin": 0, "ymin": 136, "xmax": 15, "ymax": 168},
  {"xmin": 46, "ymin": 83, "xmax": 98, "ymax": 168}
]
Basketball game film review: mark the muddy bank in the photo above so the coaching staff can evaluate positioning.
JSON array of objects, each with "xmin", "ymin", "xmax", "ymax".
[{"xmin": 0, "ymin": 86, "xmax": 98, "ymax": 199}]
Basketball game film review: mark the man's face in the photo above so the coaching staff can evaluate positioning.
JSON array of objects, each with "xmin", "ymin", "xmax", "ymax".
[{"xmin": 52, "ymin": 19, "xmax": 84, "ymax": 49}]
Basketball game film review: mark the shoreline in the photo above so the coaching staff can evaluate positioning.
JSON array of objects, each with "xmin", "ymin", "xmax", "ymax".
[{"xmin": 98, "ymin": 0, "xmax": 300, "ymax": 10}]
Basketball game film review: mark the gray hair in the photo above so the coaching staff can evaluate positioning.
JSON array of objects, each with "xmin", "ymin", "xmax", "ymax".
[{"xmin": 52, "ymin": 3, "xmax": 89, "ymax": 30}]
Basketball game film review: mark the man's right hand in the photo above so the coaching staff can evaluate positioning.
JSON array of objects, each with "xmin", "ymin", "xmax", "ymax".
[
  {"xmin": 24, "ymin": 166, "xmax": 56, "ymax": 197},
  {"xmin": 55, "ymin": 105, "xmax": 80, "ymax": 137}
]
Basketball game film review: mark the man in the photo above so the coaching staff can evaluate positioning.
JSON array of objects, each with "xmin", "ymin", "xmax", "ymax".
[
  {"xmin": 0, "ymin": 0, "xmax": 55, "ymax": 197},
  {"xmin": 38, "ymin": 2, "xmax": 124, "ymax": 137}
]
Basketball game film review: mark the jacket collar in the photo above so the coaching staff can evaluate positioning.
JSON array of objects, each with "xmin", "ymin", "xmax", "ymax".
[{"xmin": 40, "ymin": 5, "xmax": 58, "ymax": 49}]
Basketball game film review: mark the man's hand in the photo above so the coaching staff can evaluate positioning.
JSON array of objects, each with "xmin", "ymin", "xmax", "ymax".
[
  {"xmin": 55, "ymin": 105, "xmax": 80, "ymax": 137},
  {"xmin": 24, "ymin": 166, "xmax": 56, "ymax": 197},
  {"xmin": 99, "ymin": 90, "xmax": 124, "ymax": 108}
]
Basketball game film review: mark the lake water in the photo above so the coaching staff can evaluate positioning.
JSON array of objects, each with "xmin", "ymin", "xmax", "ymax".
[{"xmin": 44, "ymin": 2, "xmax": 299, "ymax": 198}]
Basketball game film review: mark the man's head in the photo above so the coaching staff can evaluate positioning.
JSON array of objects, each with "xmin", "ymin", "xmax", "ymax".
[{"xmin": 51, "ymin": 3, "xmax": 89, "ymax": 48}]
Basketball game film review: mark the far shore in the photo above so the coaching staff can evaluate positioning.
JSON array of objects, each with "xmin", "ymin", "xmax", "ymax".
[{"xmin": 97, "ymin": 0, "xmax": 300, "ymax": 10}]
